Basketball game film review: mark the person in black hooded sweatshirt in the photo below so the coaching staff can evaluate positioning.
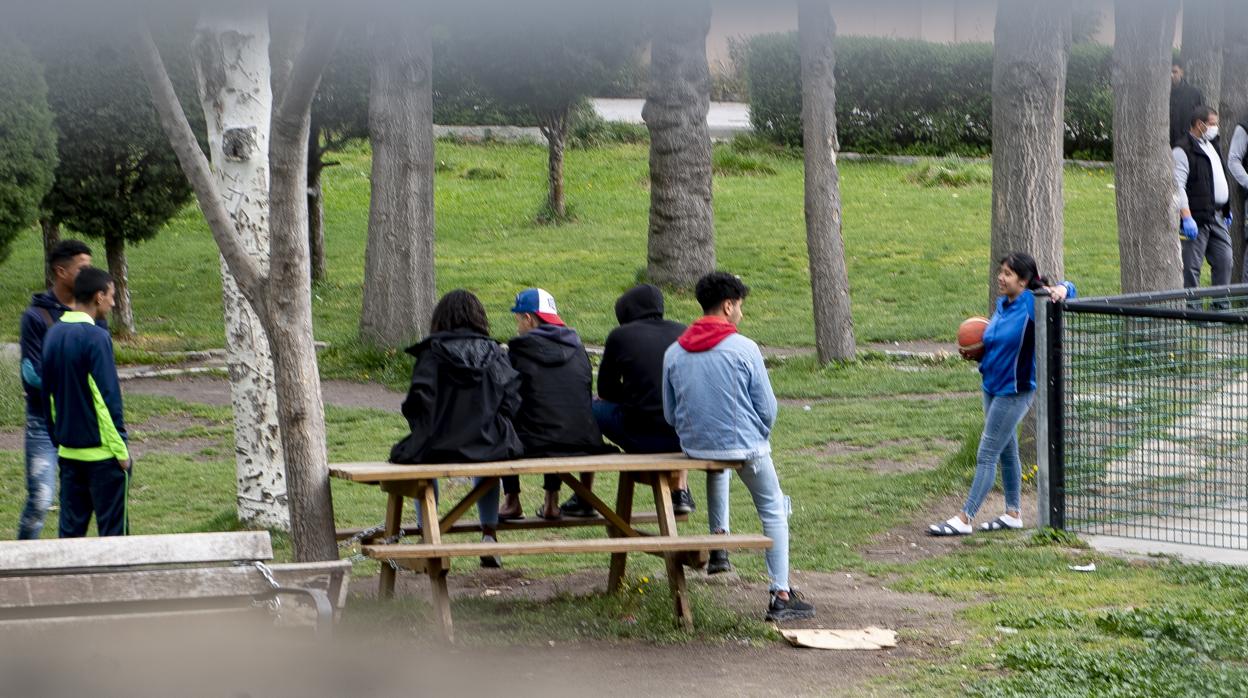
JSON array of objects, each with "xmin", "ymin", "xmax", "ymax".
[
  {"xmin": 499, "ymin": 288, "xmax": 614, "ymax": 521},
  {"xmin": 389, "ymin": 290, "xmax": 523, "ymax": 567},
  {"xmin": 559, "ymin": 284, "xmax": 694, "ymax": 518}
]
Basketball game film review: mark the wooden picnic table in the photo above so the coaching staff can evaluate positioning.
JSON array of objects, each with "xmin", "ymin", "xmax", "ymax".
[{"xmin": 330, "ymin": 452, "xmax": 771, "ymax": 642}]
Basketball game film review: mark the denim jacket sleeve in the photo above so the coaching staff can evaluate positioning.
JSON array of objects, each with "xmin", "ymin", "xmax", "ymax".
[{"xmin": 746, "ymin": 343, "xmax": 777, "ymax": 429}]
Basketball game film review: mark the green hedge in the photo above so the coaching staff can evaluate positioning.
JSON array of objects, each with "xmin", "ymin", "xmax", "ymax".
[{"xmin": 744, "ymin": 34, "xmax": 1113, "ymax": 162}]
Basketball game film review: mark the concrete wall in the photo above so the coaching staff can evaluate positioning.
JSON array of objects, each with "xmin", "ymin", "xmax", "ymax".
[{"xmin": 706, "ymin": 0, "xmax": 1117, "ymax": 65}]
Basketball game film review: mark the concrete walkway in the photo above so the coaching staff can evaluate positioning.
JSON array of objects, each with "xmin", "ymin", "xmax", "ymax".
[{"xmin": 591, "ymin": 98, "xmax": 751, "ymax": 139}]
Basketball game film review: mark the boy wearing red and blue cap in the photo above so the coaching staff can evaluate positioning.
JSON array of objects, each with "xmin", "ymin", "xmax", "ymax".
[{"xmin": 498, "ymin": 288, "xmax": 614, "ymax": 520}]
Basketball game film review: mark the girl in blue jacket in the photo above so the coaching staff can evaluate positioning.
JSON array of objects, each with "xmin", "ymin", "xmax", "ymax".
[{"xmin": 929, "ymin": 252, "xmax": 1075, "ymax": 536}]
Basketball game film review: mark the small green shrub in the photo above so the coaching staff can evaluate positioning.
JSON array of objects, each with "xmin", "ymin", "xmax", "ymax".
[
  {"xmin": 907, "ymin": 158, "xmax": 991, "ymax": 188},
  {"xmin": 568, "ymin": 103, "xmax": 648, "ymax": 148},
  {"xmin": 712, "ymin": 147, "xmax": 777, "ymax": 177},
  {"xmin": 434, "ymin": 159, "xmax": 456, "ymax": 173},
  {"xmin": 1097, "ymin": 606, "xmax": 1248, "ymax": 659},
  {"xmin": 461, "ymin": 166, "xmax": 507, "ymax": 181}
]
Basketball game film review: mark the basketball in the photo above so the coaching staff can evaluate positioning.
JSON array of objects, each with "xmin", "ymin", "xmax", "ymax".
[{"xmin": 957, "ymin": 316, "xmax": 989, "ymax": 361}]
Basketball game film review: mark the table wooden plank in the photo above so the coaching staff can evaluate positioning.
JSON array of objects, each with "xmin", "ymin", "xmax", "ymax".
[
  {"xmin": 653, "ymin": 472, "xmax": 693, "ymax": 629},
  {"xmin": 330, "ymin": 453, "xmax": 737, "ymax": 482},
  {"xmin": 0, "ymin": 532, "xmax": 273, "ymax": 574},
  {"xmin": 363, "ymin": 534, "xmax": 772, "ymax": 559},
  {"xmin": 607, "ymin": 474, "xmax": 636, "ymax": 592}
]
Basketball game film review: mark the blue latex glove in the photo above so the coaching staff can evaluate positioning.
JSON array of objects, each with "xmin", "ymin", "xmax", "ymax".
[
  {"xmin": 1181, "ymin": 216, "xmax": 1199, "ymax": 240},
  {"xmin": 1226, "ymin": 212, "xmax": 1233, "ymax": 230}
]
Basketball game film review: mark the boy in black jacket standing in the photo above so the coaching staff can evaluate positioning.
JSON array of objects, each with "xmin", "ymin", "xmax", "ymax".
[
  {"xmin": 560, "ymin": 284, "xmax": 694, "ymax": 517},
  {"xmin": 41, "ymin": 268, "xmax": 130, "ymax": 537},
  {"xmin": 17, "ymin": 239, "xmax": 95, "ymax": 539},
  {"xmin": 500, "ymin": 288, "xmax": 613, "ymax": 521}
]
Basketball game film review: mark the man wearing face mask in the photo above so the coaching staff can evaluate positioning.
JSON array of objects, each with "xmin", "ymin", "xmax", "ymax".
[{"xmin": 1173, "ymin": 105, "xmax": 1232, "ymax": 292}]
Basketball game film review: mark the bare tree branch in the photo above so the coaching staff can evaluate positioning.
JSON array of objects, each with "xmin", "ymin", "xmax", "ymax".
[
  {"xmin": 134, "ymin": 18, "xmax": 266, "ymax": 302},
  {"xmin": 273, "ymin": 16, "xmax": 341, "ymax": 140}
]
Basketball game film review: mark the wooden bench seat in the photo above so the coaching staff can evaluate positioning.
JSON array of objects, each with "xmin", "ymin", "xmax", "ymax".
[
  {"xmin": 0, "ymin": 532, "xmax": 350, "ymax": 636},
  {"xmin": 364, "ymin": 533, "xmax": 771, "ymax": 561},
  {"xmin": 335, "ymin": 510, "xmax": 686, "ymax": 541}
]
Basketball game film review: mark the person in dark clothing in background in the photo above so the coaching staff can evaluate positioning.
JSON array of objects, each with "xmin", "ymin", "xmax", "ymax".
[
  {"xmin": 559, "ymin": 284, "xmax": 694, "ymax": 518},
  {"xmin": 17, "ymin": 239, "xmax": 96, "ymax": 539},
  {"xmin": 1170, "ymin": 58, "xmax": 1204, "ymax": 147},
  {"xmin": 498, "ymin": 288, "xmax": 614, "ymax": 521},
  {"xmin": 389, "ymin": 290, "xmax": 523, "ymax": 567},
  {"xmin": 1173, "ymin": 105, "xmax": 1232, "ymax": 295},
  {"xmin": 41, "ymin": 267, "xmax": 130, "ymax": 537}
]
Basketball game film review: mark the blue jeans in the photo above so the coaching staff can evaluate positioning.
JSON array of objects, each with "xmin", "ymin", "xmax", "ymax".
[
  {"xmin": 706, "ymin": 451, "xmax": 791, "ymax": 592},
  {"xmin": 19, "ymin": 412, "xmax": 58, "ymax": 539},
  {"xmin": 593, "ymin": 400, "xmax": 681, "ymax": 454},
  {"xmin": 417, "ymin": 477, "xmax": 499, "ymax": 529},
  {"xmin": 962, "ymin": 390, "xmax": 1034, "ymax": 519}
]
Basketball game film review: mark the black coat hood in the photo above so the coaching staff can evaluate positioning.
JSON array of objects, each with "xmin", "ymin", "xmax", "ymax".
[
  {"xmin": 507, "ymin": 324, "xmax": 583, "ymax": 367},
  {"xmin": 408, "ymin": 330, "xmax": 507, "ymax": 386},
  {"xmin": 614, "ymin": 284, "xmax": 665, "ymax": 325}
]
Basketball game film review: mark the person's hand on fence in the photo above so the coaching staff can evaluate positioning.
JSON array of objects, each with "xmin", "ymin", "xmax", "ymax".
[
  {"xmin": 1181, "ymin": 216, "xmax": 1199, "ymax": 240},
  {"xmin": 1046, "ymin": 284, "xmax": 1070, "ymax": 302}
]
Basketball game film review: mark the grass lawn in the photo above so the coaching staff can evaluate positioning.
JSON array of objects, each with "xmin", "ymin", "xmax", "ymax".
[
  {"xmin": 0, "ymin": 140, "xmax": 1120, "ymax": 385},
  {"xmin": 2, "ymin": 142, "xmax": 1243, "ymax": 694}
]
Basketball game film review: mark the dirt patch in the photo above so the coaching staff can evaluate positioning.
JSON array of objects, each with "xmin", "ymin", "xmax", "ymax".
[
  {"xmin": 0, "ymin": 430, "xmax": 22, "ymax": 452},
  {"xmin": 800, "ymin": 438, "xmax": 961, "ymax": 474},
  {"xmin": 863, "ymin": 490, "xmax": 1041, "ymax": 564},
  {"xmin": 123, "ymin": 375, "xmax": 404, "ymax": 412},
  {"xmin": 126, "ymin": 414, "xmax": 229, "ymax": 462},
  {"xmin": 364, "ymin": 565, "xmax": 969, "ymax": 697}
]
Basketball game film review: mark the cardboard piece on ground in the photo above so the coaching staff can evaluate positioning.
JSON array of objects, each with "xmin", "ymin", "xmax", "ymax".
[{"xmin": 780, "ymin": 627, "xmax": 898, "ymax": 650}]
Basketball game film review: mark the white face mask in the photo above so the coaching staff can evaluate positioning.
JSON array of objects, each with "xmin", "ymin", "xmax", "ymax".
[{"xmin": 1204, "ymin": 124, "xmax": 1219, "ymax": 141}]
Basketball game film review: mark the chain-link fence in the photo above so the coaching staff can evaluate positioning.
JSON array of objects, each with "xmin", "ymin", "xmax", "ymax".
[{"xmin": 1038, "ymin": 284, "xmax": 1248, "ymax": 550}]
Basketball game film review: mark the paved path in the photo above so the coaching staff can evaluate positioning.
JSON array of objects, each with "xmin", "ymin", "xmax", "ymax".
[{"xmin": 592, "ymin": 98, "xmax": 751, "ymax": 139}]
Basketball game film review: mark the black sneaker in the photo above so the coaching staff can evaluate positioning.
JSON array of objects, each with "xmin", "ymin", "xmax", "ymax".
[
  {"xmin": 707, "ymin": 549, "xmax": 732, "ymax": 574},
  {"xmin": 479, "ymin": 534, "xmax": 502, "ymax": 569},
  {"xmin": 559, "ymin": 493, "xmax": 596, "ymax": 518},
  {"xmin": 672, "ymin": 489, "xmax": 696, "ymax": 515},
  {"xmin": 765, "ymin": 590, "xmax": 815, "ymax": 621}
]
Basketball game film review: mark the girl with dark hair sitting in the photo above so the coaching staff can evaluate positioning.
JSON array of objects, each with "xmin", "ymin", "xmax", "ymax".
[
  {"xmin": 389, "ymin": 290, "xmax": 523, "ymax": 567},
  {"xmin": 929, "ymin": 253, "xmax": 1075, "ymax": 536}
]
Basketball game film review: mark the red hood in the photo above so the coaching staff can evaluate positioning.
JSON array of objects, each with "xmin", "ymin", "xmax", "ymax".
[{"xmin": 677, "ymin": 317, "xmax": 738, "ymax": 352}]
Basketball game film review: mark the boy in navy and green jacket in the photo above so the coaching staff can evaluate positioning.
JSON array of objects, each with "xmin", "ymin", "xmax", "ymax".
[{"xmin": 41, "ymin": 267, "xmax": 131, "ymax": 537}]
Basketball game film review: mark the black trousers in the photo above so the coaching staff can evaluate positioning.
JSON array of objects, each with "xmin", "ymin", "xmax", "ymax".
[
  {"xmin": 502, "ymin": 474, "xmax": 562, "ymax": 494},
  {"xmin": 58, "ymin": 456, "xmax": 130, "ymax": 537}
]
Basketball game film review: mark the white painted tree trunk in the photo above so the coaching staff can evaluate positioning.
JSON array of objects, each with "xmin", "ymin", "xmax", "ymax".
[{"xmin": 191, "ymin": 7, "xmax": 289, "ymax": 529}]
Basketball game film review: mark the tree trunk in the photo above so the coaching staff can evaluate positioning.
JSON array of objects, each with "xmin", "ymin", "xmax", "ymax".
[
  {"xmin": 1180, "ymin": 0, "xmax": 1223, "ymax": 109},
  {"xmin": 141, "ymin": 10, "xmax": 340, "ymax": 561},
  {"xmin": 990, "ymin": 0, "xmax": 1072, "ymax": 309},
  {"xmin": 103, "ymin": 233, "xmax": 136, "ymax": 338},
  {"xmin": 1225, "ymin": 1, "xmax": 1248, "ymax": 281},
  {"xmin": 643, "ymin": 0, "xmax": 715, "ymax": 288},
  {"xmin": 191, "ymin": 7, "xmax": 290, "ymax": 531},
  {"xmin": 1114, "ymin": 0, "xmax": 1183, "ymax": 293},
  {"xmin": 540, "ymin": 112, "xmax": 568, "ymax": 221},
  {"xmin": 40, "ymin": 217, "xmax": 59, "ymax": 289},
  {"xmin": 798, "ymin": 0, "xmax": 854, "ymax": 363},
  {"xmin": 360, "ymin": 11, "xmax": 437, "ymax": 349},
  {"xmin": 992, "ymin": 0, "xmax": 1072, "ymax": 469},
  {"xmin": 267, "ymin": 32, "xmax": 338, "ymax": 563},
  {"xmin": 307, "ymin": 124, "xmax": 326, "ymax": 283}
]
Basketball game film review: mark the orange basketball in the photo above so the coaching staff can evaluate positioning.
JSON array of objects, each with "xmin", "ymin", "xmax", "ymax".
[{"xmin": 957, "ymin": 316, "xmax": 990, "ymax": 361}]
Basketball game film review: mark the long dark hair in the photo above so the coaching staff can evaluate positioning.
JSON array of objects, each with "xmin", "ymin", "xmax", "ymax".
[
  {"xmin": 998, "ymin": 252, "xmax": 1050, "ymax": 290},
  {"xmin": 430, "ymin": 289, "xmax": 490, "ymax": 335}
]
